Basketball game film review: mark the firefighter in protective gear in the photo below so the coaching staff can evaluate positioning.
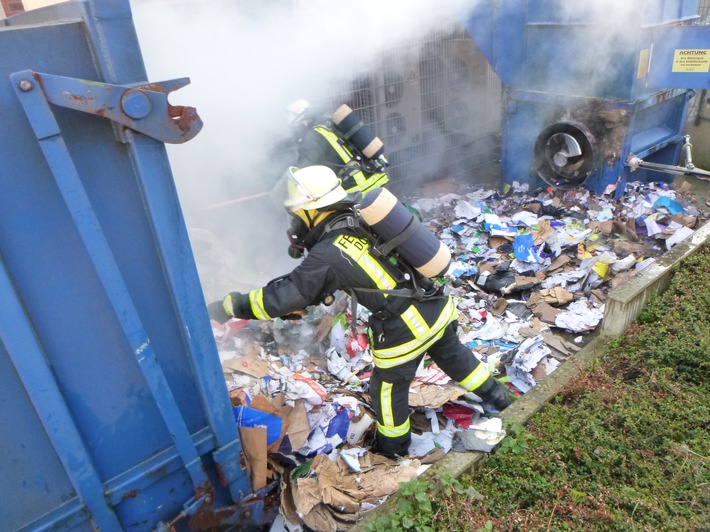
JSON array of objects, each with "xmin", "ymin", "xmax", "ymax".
[
  {"xmin": 208, "ymin": 165, "xmax": 512, "ymax": 458},
  {"xmin": 286, "ymin": 100, "xmax": 389, "ymax": 195}
]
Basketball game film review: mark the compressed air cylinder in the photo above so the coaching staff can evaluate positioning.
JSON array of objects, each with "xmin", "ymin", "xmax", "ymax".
[
  {"xmin": 359, "ymin": 187, "xmax": 451, "ymax": 278},
  {"xmin": 332, "ymin": 104, "xmax": 385, "ymax": 161}
]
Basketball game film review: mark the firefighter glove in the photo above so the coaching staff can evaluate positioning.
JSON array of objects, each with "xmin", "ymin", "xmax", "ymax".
[
  {"xmin": 487, "ymin": 379, "xmax": 514, "ymax": 412},
  {"xmin": 224, "ymin": 291, "xmax": 252, "ymax": 320},
  {"xmin": 207, "ymin": 300, "xmax": 232, "ymax": 324}
]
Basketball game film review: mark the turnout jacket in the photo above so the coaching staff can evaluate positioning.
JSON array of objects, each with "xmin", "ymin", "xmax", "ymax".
[{"xmin": 231, "ymin": 224, "xmax": 457, "ymax": 369}]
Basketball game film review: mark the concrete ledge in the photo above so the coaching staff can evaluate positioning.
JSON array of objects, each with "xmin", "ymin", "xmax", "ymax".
[
  {"xmin": 351, "ymin": 222, "xmax": 709, "ymax": 531},
  {"xmin": 601, "ymin": 220, "xmax": 710, "ymax": 337}
]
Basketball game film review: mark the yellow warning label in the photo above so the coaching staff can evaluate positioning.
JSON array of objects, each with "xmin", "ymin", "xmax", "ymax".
[{"xmin": 672, "ymin": 49, "xmax": 710, "ymax": 73}]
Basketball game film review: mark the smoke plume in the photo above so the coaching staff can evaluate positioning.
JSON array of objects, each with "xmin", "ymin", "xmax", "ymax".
[{"xmin": 130, "ymin": 0, "xmax": 484, "ymax": 298}]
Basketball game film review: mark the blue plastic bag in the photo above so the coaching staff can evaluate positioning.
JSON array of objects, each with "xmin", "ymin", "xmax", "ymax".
[
  {"xmin": 653, "ymin": 196, "xmax": 686, "ymax": 216},
  {"xmin": 233, "ymin": 406, "xmax": 283, "ymax": 446},
  {"xmin": 513, "ymin": 233, "xmax": 539, "ymax": 263},
  {"xmin": 325, "ymin": 407, "xmax": 350, "ymax": 440}
]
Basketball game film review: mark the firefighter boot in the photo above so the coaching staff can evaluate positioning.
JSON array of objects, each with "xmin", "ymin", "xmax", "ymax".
[{"xmin": 372, "ymin": 434, "xmax": 409, "ymax": 461}]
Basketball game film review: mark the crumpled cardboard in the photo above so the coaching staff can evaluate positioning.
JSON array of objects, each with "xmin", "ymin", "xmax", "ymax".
[
  {"xmin": 292, "ymin": 452, "xmax": 422, "ymax": 528},
  {"xmin": 250, "ymin": 395, "xmax": 290, "ymax": 452},
  {"xmin": 547, "ymin": 253, "xmax": 574, "ymax": 272},
  {"xmin": 540, "ymin": 331, "xmax": 580, "ymax": 358},
  {"xmin": 532, "ymin": 219, "xmax": 556, "ymax": 245},
  {"xmin": 279, "ymin": 473, "xmax": 303, "ymax": 528},
  {"xmin": 588, "ymin": 220, "xmax": 614, "ymax": 235},
  {"xmin": 490, "ymin": 297, "xmax": 508, "ymax": 315},
  {"xmin": 409, "ymin": 381, "xmax": 467, "ymax": 408},
  {"xmin": 512, "ymin": 273, "xmax": 545, "ymax": 292},
  {"xmin": 284, "ymin": 398, "xmax": 311, "ymax": 451},
  {"xmin": 302, "ymin": 503, "xmax": 342, "ymax": 532},
  {"xmin": 221, "ymin": 352, "xmax": 270, "ymax": 378},
  {"xmin": 235, "ymin": 395, "xmax": 297, "ymax": 491},
  {"xmin": 526, "ymin": 293, "xmax": 563, "ymax": 324},
  {"xmin": 238, "ymin": 426, "xmax": 268, "ymax": 490},
  {"xmin": 312, "ymin": 312, "xmax": 336, "ymax": 343},
  {"xmin": 538, "ymin": 286, "xmax": 574, "ymax": 306},
  {"xmin": 613, "ymin": 240, "xmax": 649, "ymax": 256}
]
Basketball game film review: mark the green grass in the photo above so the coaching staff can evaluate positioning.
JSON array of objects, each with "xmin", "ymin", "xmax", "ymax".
[{"xmin": 366, "ymin": 242, "xmax": 710, "ymax": 532}]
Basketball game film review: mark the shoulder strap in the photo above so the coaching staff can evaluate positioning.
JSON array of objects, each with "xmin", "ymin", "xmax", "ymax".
[
  {"xmin": 320, "ymin": 212, "xmax": 361, "ymax": 236},
  {"xmin": 376, "ymin": 215, "xmax": 421, "ymax": 257}
]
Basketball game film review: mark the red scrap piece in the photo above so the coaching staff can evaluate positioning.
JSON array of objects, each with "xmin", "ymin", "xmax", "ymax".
[
  {"xmin": 504, "ymin": 381, "xmax": 524, "ymax": 397},
  {"xmin": 224, "ymin": 319, "xmax": 248, "ymax": 338},
  {"xmin": 442, "ymin": 403, "xmax": 477, "ymax": 429},
  {"xmin": 346, "ymin": 333, "xmax": 369, "ymax": 359}
]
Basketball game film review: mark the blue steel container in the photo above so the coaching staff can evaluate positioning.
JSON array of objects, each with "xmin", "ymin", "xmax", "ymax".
[
  {"xmin": 0, "ymin": 1, "xmax": 269, "ymax": 530},
  {"xmin": 464, "ymin": 0, "xmax": 709, "ymax": 196}
]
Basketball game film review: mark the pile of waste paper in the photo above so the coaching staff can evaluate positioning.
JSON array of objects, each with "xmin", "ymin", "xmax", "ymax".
[{"xmin": 209, "ymin": 177, "xmax": 707, "ymax": 531}]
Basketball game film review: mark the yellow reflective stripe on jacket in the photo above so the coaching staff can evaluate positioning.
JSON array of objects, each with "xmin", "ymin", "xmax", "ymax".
[
  {"xmin": 400, "ymin": 306, "xmax": 428, "ymax": 339},
  {"xmin": 459, "ymin": 363, "xmax": 490, "ymax": 392},
  {"xmin": 354, "ymin": 172, "xmax": 389, "ymax": 194},
  {"xmin": 222, "ymin": 296, "xmax": 236, "ymax": 318},
  {"xmin": 375, "ymin": 297, "xmax": 457, "ymax": 359},
  {"xmin": 372, "ymin": 331, "xmax": 441, "ymax": 368},
  {"xmin": 373, "ymin": 297, "xmax": 458, "ymax": 368},
  {"xmin": 333, "ymin": 235, "xmax": 396, "ymax": 290},
  {"xmin": 249, "ymin": 288, "xmax": 271, "ymax": 320},
  {"xmin": 314, "ymin": 126, "xmax": 389, "ymax": 193},
  {"xmin": 314, "ymin": 125, "xmax": 354, "ymax": 162}
]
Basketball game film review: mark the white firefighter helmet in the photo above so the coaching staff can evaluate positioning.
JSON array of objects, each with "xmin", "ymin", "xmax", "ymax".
[
  {"xmin": 283, "ymin": 165, "xmax": 347, "ymax": 211},
  {"xmin": 285, "ymin": 99, "xmax": 312, "ymax": 126}
]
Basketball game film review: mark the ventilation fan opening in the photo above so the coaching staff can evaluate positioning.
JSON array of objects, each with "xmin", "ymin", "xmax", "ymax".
[
  {"xmin": 446, "ymin": 57, "xmax": 470, "ymax": 89},
  {"xmin": 385, "ymin": 112, "xmax": 406, "ymax": 149},
  {"xmin": 533, "ymin": 122, "xmax": 597, "ymax": 189},
  {"xmin": 442, "ymin": 98, "xmax": 473, "ymax": 132}
]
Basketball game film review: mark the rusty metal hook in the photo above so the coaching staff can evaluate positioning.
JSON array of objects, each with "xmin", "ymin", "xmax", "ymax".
[{"xmin": 12, "ymin": 70, "xmax": 203, "ymax": 144}]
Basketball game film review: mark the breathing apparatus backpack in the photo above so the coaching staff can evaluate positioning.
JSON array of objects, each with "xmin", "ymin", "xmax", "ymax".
[
  {"xmin": 321, "ymin": 187, "xmax": 453, "ymax": 315},
  {"xmin": 329, "ymin": 104, "xmax": 389, "ymax": 174}
]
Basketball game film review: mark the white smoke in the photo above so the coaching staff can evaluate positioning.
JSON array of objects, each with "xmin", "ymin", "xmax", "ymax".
[{"xmin": 130, "ymin": 0, "xmax": 484, "ymax": 297}]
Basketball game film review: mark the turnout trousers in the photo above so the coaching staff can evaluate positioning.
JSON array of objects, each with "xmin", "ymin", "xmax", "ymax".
[{"xmin": 369, "ymin": 322, "xmax": 497, "ymax": 456}]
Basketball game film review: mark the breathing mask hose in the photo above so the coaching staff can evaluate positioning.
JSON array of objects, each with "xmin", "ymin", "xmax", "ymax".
[
  {"xmin": 288, "ymin": 242, "xmax": 304, "ymax": 259},
  {"xmin": 287, "ymin": 214, "xmax": 308, "ymax": 259}
]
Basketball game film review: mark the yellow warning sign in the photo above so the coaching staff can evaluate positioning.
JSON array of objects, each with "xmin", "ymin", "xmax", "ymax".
[{"xmin": 672, "ymin": 49, "xmax": 710, "ymax": 73}]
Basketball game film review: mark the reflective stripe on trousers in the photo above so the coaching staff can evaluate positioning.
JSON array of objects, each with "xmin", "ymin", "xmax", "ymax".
[{"xmin": 370, "ymin": 321, "xmax": 493, "ymax": 453}]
